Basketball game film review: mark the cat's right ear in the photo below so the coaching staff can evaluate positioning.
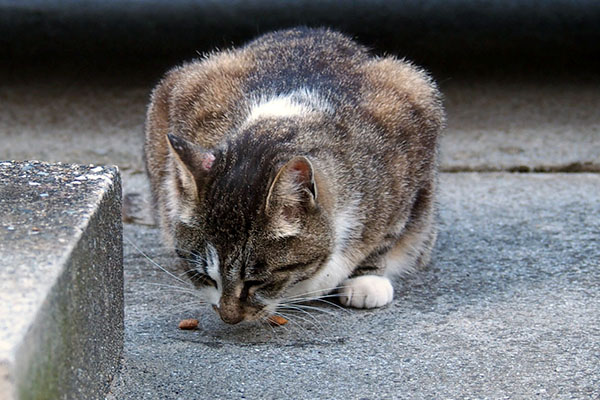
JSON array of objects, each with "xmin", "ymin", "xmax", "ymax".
[
  {"xmin": 265, "ymin": 156, "xmax": 318, "ymax": 238},
  {"xmin": 167, "ymin": 133, "xmax": 215, "ymax": 199}
]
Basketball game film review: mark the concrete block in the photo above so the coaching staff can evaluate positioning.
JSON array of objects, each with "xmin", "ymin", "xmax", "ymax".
[{"xmin": 0, "ymin": 161, "xmax": 123, "ymax": 400}]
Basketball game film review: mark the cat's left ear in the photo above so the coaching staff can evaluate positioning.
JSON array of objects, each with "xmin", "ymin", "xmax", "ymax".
[
  {"xmin": 167, "ymin": 133, "xmax": 215, "ymax": 198},
  {"xmin": 265, "ymin": 156, "xmax": 318, "ymax": 237}
]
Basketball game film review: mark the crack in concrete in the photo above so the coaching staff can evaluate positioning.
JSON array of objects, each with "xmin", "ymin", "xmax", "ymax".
[{"xmin": 442, "ymin": 162, "xmax": 600, "ymax": 173}]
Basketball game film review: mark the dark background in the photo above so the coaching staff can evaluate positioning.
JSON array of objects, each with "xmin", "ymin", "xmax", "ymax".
[{"xmin": 2, "ymin": 0, "xmax": 600, "ymax": 79}]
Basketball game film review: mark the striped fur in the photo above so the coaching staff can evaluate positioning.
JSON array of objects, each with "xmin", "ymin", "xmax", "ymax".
[{"xmin": 144, "ymin": 27, "xmax": 444, "ymax": 324}]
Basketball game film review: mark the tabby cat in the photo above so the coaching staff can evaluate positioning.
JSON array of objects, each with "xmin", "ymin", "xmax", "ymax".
[{"xmin": 144, "ymin": 28, "xmax": 444, "ymax": 324}]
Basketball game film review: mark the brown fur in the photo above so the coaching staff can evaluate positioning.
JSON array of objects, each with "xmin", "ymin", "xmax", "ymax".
[{"xmin": 144, "ymin": 27, "xmax": 444, "ymax": 323}]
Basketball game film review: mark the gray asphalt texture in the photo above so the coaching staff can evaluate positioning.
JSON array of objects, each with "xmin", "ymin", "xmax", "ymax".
[{"xmin": 107, "ymin": 173, "xmax": 600, "ymax": 399}]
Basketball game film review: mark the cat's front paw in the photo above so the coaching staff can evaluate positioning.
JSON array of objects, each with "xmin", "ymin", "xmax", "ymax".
[{"xmin": 339, "ymin": 276, "xmax": 394, "ymax": 308}]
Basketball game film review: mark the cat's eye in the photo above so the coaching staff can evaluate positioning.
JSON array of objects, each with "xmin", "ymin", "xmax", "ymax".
[
  {"xmin": 203, "ymin": 275, "xmax": 218, "ymax": 289},
  {"xmin": 188, "ymin": 272, "xmax": 217, "ymax": 289},
  {"xmin": 241, "ymin": 280, "xmax": 265, "ymax": 299}
]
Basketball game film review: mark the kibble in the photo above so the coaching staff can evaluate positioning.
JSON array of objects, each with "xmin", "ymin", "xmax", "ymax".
[{"xmin": 178, "ymin": 318, "xmax": 199, "ymax": 330}]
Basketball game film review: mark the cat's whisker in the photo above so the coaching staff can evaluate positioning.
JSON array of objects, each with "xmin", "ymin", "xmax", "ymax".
[
  {"xmin": 282, "ymin": 292, "xmax": 343, "ymax": 303},
  {"xmin": 128, "ymin": 245, "xmax": 202, "ymax": 263},
  {"xmin": 269, "ymin": 311, "xmax": 300, "ymax": 333},
  {"xmin": 286, "ymin": 291, "xmax": 342, "ymax": 299},
  {"xmin": 141, "ymin": 287, "xmax": 197, "ymax": 296},
  {"xmin": 276, "ymin": 304, "xmax": 324, "ymax": 327},
  {"xmin": 271, "ymin": 312, "xmax": 294, "ymax": 332},
  {"xmin": 283, "ymin": 285, "xmax": 351, "ymax": 301},
  {"xmin": 283, "ymin": 296, "xmax": 352, "ymax": 314},
  {"xmin": 273, "ymin": 287, "xmax": 353, "ymax": 318},
  {"xmin": 177, "ymin": 267, "xmax": 202, "ymax": 278},
  {"xmin": 310, "ymin": 298, "xmax": 352, "ymax": 313},
  {"xmin": 125, "ymin": 236, "xmax": 194, "ymax": 287},
  {"xmin": 140, "ymin": 286, "xmax": 203, "ymax": 299},
  {"xmin": 260, "ymin": 317, "xmax": 278, "ymax": 335},
  {"xmin": 276, "ymin": 304, "xmax": 320, "ymax": 322},
  {"xmin": 263, "ymin": 310, "xmax": 302, "ymax": 336},
  {"xmin": 140, "ymin": 245, "xmax": 192, "ymax": 254},
  {"xmin": 273, "ymin": 308, "xmax": 320, "ymax": 333},
  {"xmin": 141, "ymin": 281, "xmax": 194, "ymax": 290},
  {"xmin": 141, "ymin": 283, "xmax": 201, "ymax": 297},
  {"xmin": 281, "ymin": 291, "xmax": 352, "ymax": 313},
  {"xmin": 279, "ymin": 303, "xmax": 340, "ymax": 318},
  {"xmin": 167, "ymin": 298, "xmax": 207, "ymax": 308},
  {"xmin": 161, "ymin": 300, "xmax": 207, "ymax": 314}
]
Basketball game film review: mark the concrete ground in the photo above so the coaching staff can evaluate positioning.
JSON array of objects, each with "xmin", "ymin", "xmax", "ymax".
[{"xmin": 1, "ymin": 66, "xmax": 598, "ymax": 398}]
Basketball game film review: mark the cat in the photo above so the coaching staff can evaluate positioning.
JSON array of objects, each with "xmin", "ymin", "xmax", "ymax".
[{"xmin": 144, "ymin": 27, "xmax": 444, "ymax": 324}]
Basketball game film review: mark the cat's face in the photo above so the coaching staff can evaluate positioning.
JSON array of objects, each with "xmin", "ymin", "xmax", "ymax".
[{"xmin": 168, "ymin": 133, "xmax": 333, "ymax": 324}]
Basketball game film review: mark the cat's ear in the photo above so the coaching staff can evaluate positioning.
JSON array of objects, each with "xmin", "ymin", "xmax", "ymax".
[
  {"xmin": 265, "ymin": 156, "xmax": 318, "ymax": 238},
  {"xmin": 167, "ymin": 133, "xmax": 215, "ymax": 198}
]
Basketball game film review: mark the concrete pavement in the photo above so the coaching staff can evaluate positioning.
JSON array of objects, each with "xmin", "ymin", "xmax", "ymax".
[
  {"xmin": 105, "ymin": 173, "xmax": 599, "ymax": 399},
  {"xmin": 1, "ymin": 66, "xmax": 598, "ymax": 398}
]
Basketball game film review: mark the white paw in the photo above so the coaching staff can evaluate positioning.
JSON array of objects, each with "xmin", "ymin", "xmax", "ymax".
[{"xmin": 338, "ymin": 275, "xmax": 394, "ymax": 308}]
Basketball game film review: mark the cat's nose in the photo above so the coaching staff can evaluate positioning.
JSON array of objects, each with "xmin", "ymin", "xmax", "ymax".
[
  {"xmin": 216, "ymin": 298, "xmax": 244, "ymax": 324},
  {"xmin": 219, "ymin": 311, "xmax": 244, "ymax": 325}
]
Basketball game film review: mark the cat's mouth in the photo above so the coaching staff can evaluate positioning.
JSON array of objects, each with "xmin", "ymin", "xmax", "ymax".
[
  {"xmin": 212, "ymin": 302, "xmax": 271, "ymax": 325},
  {"xmin": 214, "ymin": 305, "xmax": 245, "ymax": 324}
]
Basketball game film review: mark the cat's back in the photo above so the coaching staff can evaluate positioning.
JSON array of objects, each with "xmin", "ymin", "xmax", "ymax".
[
  {"xmin": 242, "ymin": 27, "xmax": 368, "ymax": 102},
  {"xmin": 146, "ymin": 28, "xmax": 364, "ymax": 148},
  {"xmin": 145, "ymin": 27, "xmax": 445, "ymax": 256},
  {"xmin": 145, "ymin": 27, "xmax": 444, "ymax": 209}
]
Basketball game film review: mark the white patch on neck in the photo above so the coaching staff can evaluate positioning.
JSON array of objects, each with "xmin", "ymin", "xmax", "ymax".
[
  {"xmin": 245, "ymin": 88, "xmax": 332, "ymax": 123},
  {"xmin": 285, "ymin": 196, "xmax": 364, "ymax": 299}
]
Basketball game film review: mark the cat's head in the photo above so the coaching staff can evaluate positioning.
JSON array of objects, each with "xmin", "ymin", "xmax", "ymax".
[{"xmin": 166, "ymin": 131, "xmax": 334, "ymax": 324}]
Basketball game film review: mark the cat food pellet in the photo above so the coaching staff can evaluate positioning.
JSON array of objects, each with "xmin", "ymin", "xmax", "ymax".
[
  {"xmin": 178, "ymin": 318, "xmax": 199, "ymax": 330},
  {"xmin": 267, "ymin": 315, "xmax": 288, "ymax": 326}
]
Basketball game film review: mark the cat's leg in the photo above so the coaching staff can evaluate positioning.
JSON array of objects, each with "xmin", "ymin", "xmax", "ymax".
[
  {"xmin": 337, "ymin": 242, "xmax": 398, "ymax": 308},
  {"xmin": 382, "ymin": 183, "xmax": 438, "ymax": 276},
  {"xmin": 338, "ymin": 224, "xmax": 435, "ymax": 308},
  {"xmin": 339, "ymin": 185, "xmax": 437, "ymax": 308}
]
